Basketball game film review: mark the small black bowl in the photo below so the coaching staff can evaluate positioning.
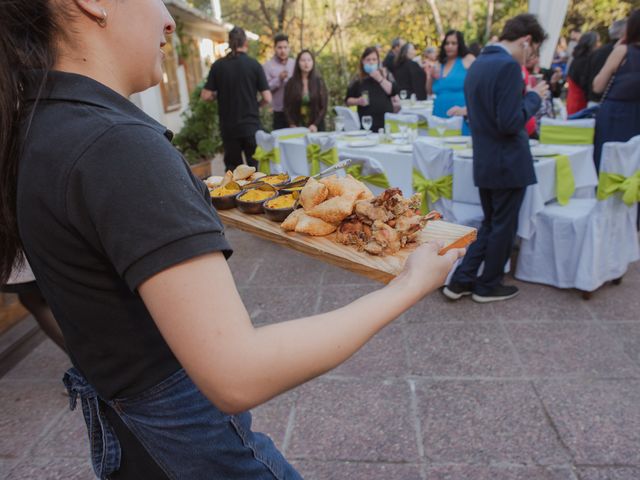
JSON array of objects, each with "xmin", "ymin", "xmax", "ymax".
[
  {"xmin": 210, "ymin": 184, "xmax": 241, "ymax": 210},
  {"xmin": 263, "ymin": 194, "xmax": 297, "ymax": 222},
  {"xmin": 236, "ymin": 186, "xmax": 278, "ymax": 214}
]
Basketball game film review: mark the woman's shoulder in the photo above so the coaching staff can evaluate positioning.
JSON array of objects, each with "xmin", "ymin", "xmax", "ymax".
[{"xmin": 461, "ymin": 54, "xmax": 475, "ymax": 69}]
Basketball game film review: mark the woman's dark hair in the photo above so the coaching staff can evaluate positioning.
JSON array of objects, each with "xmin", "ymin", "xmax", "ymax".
[
  {"xmin": 394, "ymin": 43, "xmax": 414, "ymax": 67},
  {"xmin": 625, "ymin": 9, "xmax": 640, "ymax": 45},
  {"xmin": 499, "ymin": 13, "xmax": 547, "ymax": 45},
  {"xmin": 468, "ymin": 42, "xmax": 482, "ymax": 57},
  {"xmin": 358, "ymin": 46, "xmax": 380, "ymax": 80},
  {"xmin": 0, "ymin": 0, "xmax": 60, "ymax": 283},
  {"xmin": 438, "ymin": 30, "xmax": 469, "ymax": 64},
  {"xmin": 228, "ymin": 27, "xmax": 247, "ymax": 56},
  {"xmin": 572, "ymin": 31, "xmax": 599, "ymax": 59},
  {"xmin": 284, "ymin": 50, "xmax": 327, "ymax": 127}
]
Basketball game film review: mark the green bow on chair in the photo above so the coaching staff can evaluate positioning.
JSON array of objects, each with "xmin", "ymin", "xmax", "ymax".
[
  {"xmin": 253, "ymin": 146, "xmax": 281, "ymax": 174},
  {"xmin": 346, "ymin": 164, "xmax": 391, "ymax": 189},
  {"xmin": 386, "ymin": 119, "xmax": 418, "ymax": 133},
  {"xmin": 553, "ymin": 154, "xmax": 576, "ymax": 206},
  {"xmin": 540, "ymin": 125, "xmax": 594, "ymax": 145},
  {"xmin": 306, "ymin": 144, "xmax": 338, "ymax": 175},
  {"xmin": 597, "ymin": 170, "xmax": 640, "ymax": 206},
  {"xmin": 412, "ymin": 169, "xmax": 452, "ymax": 214},
  {"xmin": 427, "ymin": 128, "xmax": 462, "ymax": 137}
]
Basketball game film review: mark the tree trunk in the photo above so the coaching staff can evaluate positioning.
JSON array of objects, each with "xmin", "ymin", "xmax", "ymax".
[
  {"xmin": 467, "ymin": 0, "xmax": 473, "ymax": 26},
  {"xmin": 426, "ymin": 0, "xmax": 444, "ymax": 39},
  {"xmin": 485, "ymin": 0, "xmax": 495, "ymax": 43}
]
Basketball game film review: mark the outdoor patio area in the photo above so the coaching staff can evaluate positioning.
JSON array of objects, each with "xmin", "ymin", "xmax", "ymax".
[{"xmin": 1, "ymin": 226, "xmax": 639, "ymax": 480}]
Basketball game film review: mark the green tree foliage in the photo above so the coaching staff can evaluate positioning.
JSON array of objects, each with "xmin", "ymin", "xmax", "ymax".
[{"xmin": 172, "ymin": 83, "xmax": 223, "ymax": 164}]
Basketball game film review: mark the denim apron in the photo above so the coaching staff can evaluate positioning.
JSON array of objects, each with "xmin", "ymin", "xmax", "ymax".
[{"xmin": 63, "ymin": 367, "xmax": 303, "ymax": 479}]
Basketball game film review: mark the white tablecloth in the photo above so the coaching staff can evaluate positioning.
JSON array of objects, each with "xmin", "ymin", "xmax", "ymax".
[
  {"xmin": 278, "ymin": 134, "xmax": 415, "ymax": 196},
  {"xmin": 451, "ymin": 144, "xmax": 597, "ymax": 238}
]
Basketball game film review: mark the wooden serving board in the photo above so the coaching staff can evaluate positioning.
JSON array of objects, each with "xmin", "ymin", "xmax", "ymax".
[{"xmin": 218, "ymin": 208, "xmax": 476, "ymax": 284}]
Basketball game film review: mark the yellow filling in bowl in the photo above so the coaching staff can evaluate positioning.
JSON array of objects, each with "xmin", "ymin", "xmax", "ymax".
[
  {"xmin": 211, "ymin": 185, "xmax": 240, "ymax": 197},
  {"xmin": 265, "ymin": 194, "xmax": 296, "ymax": 209},
  {"xmin": 239, "ymin": 189, "xmax": 275, "ymax": 202}
]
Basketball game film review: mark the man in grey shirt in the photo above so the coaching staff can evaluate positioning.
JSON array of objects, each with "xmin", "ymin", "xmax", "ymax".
[{"xmin": 263, "ymin": 33, "xmax": 295, "ymax": 130}]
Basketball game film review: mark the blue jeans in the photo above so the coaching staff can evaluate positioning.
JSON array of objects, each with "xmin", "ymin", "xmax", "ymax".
[{"xmin": 64, "ymin": 367, "xmax": 302, "ymax": 479}]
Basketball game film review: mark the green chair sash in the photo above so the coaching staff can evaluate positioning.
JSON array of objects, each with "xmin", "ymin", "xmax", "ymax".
[
  {"xmin": 306, "ymin": 144, "xmax": 338, "ymax": 176},
  {"xmin": 386, "ymin": 119, "xmax": 419, "ymax": 133},
  {"xmin": 412, "ymin": 169, "xmax": 453, "ymax": 214},
  {"xmin": 596, "ymin": 170, "xmax": 640, "ymax": 206},
  {"xmin": 553, "ymin": 154, "xmax": 576, "ymax": 206},
  {"xmin": 540, "ymin": 125, "xmax": 594, "ymax": 145},
  {"xmin": 346, "ymin": 164, "xmax": 391, "ymax": 189},
  {"xmin": 428, "ymin": 128, "xmax": 462, "ymax": 137},
  {"xmin": 277, "ymin": 132, "xmax": 307, "ymax": 141},
  {"xmin": 253, "ymin": 146, "xmax": 281, "ymax": 174}
]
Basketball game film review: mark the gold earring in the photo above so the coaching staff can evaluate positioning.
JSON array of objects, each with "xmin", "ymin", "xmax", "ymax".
[{"xmin": 96, "ymin": 9, "xmax": 107, "ymax": 28}]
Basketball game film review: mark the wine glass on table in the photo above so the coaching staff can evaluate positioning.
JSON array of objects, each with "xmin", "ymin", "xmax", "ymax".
[
  {"xmin": 334, "ymin": 117, "xmax": 344, "ymax": 134},
  {"xmin": 400, "ymin": 90, "xmax": 408, "ymax": 101},
  {"xmin": 361, "ymin": 115, "xmax": 373, "ymax": 132}
]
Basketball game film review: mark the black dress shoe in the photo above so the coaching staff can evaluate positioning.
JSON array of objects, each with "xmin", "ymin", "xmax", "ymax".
[
  {"xmin": 442, "ymin": 282, "xmax": 473, "ymax": 300},
  {"xmin": 472, "ymin": 285, "xmax": 519, "ymax": 303}
]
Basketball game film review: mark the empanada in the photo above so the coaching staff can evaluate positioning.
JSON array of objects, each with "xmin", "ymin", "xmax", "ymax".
[
  {"xmin": 281, "ymin": 208, "xmax": 305, "ymax": 231},
  {"xmin": 233, "ymin": 165, "xmax": 256, "ymax": 181},
  {"xmin": 295, "ymin": 213, "xmax": 337, "ymax": 236},
  {"xmin": 300, "ymin": 177, "xmax": 328, "ymax": 210},
  {"xmin": 306, "ymin": 195, "xmax": 356, "ymax": 224}
]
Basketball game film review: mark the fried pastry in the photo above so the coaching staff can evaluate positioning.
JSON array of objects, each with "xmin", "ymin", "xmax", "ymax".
[
  {"xmin": 300, "ymin": 177, "xmax": 328, "ymax": 210},
  {"xmin": 306, "ymin": 195, "xmax": 356, "ymax": 225},
  {"xmin": 294, "ymin": 213, "xmax": 337, "ymax": 236},
  {"xmin": 281, "ymin": 208, "xmax": 305, "ymax": 231},
  {"xmin": 233, "ymin": 165, "xmax": 256, "ymax": 181}
]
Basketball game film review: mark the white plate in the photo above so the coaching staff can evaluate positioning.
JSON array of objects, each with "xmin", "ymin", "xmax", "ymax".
[
  {"xmin": 397, "ymin": 145, "xmax": 413, "ymax": 153},
  {"xmin": 348, "ymin": 140, "xmax": 378, "ymax": 148},
  {"xmin": 456, "ymin": 148, "xmax": 474, "ymax": 158},
  {"xmin": 530, "ymin": 145, "xmax": 559, "ymax": 157},
  {"xmin": 444, "ymin": 136, "xmax": 470, "ymax": 145},
  {"xmin": 529, "ymin": 139, "xmax": 540, "ymax": 147},
  {"xmin": 344, "ymin": 130, "xmax": 369, "ymax": 137}
]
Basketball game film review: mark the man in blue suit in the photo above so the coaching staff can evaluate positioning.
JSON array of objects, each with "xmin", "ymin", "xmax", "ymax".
[{"xmin": 444, "ymin": 14, "xmax": 549, "ymax": 303}]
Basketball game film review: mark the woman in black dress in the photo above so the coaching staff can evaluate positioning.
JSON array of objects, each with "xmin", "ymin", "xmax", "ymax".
[{"xmin": 394, "ymin": 43, "xmax": 428, "ymax": 100}]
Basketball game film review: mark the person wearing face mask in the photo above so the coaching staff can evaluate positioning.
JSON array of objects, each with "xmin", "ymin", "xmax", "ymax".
[
  {"xmin": 283, "ymin": 50, "xmax": 328, "ymax": 131},
  {"xmin": 443, "ymin": 14, "xmax": 549, "ymax": 303},
  {"xmin": 346, "ymin": 46, "xmax": 398, "ymax": 131},
  {"xmin": 429, "ymin": 30, "xmax": 476, "ymax": 135}
]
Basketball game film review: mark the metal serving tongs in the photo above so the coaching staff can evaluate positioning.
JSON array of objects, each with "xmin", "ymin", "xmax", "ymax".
[
  {"xmin": 288, "ymin": 159, "xmax": 353, "ymax": 209},
  {"xmin": 280, "ymin": 159, "xmax": 353, "ymax": 191}
]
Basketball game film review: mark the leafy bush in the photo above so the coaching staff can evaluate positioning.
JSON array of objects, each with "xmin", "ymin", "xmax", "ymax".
[{"xmin": 172, "ymin": 83, "xmax": 223, "ymax": 164}]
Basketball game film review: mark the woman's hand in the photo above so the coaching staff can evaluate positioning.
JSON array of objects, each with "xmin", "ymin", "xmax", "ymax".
[
  {"xmin": 390, "ymin": 241, "xmax": 465, "ymax": 301},
  {"xmin": 309, "ymin": 124, "xmax": 318, "ymax": 132},
  {"xmin": 357, "ymin": 96, "xmax": 368, "ymax": 106},
  {"xmin": 447, "ymin": 106, "xmax": 467, "ymax": 117},
  {"xmin": 369, "ymin": 68, "xmax": 384, "ymax": 83}
]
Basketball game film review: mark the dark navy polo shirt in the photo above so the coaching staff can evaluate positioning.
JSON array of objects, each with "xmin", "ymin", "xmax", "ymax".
[{"xmin": 17, "ymin": 71, "xmax": 232, "ymax": 400}]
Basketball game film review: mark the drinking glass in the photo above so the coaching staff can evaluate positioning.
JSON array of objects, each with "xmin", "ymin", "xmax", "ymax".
[
  {"xmin": 399, "ymin": 90, "xmax": 408, "ymax": 101},
  {"xmin": 334, "ymin": 117, "xmax": 344, "ymax": 133},
  {"xmin": 361, "ymin": 90, "xmax": 370, "ymax": 106},
  {"xmin": 361, "ymin": 115, "xmax": 373, "ymax": 132}
]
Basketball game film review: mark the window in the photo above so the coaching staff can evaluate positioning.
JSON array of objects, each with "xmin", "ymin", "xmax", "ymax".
[{"xmin": 160, "ymin": 34, "xmax": 181, "ymax": 112}]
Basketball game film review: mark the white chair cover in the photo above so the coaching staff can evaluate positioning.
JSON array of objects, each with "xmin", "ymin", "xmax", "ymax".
[
  {"xmin": 305, "ymin": 133, "xmax": 336, "ymax": 152},
  {"xmin": 540, "ymin": 118, "xmax": 595, "ymax": 128},
  {"xmin": 334, "ymin": 106, "xmax": 360, "ymax": 132},
  {"xmin": 426, "ymin": 114, "xmax": 463, "ymax": 133},
  {"xmin": 338, "ymin": 153, "xmax": 387, "ymax": 195},
  {"xmin": 516, "ymin": 135, "xmax": 640, "ymax": 292},
  {"xmin": 384, "ymin": 113, "xmax": 419, "ymax": 132},
  {"xmin": 270, "ymin": 127, "xmax": 309, "ymax": 174},
  {"xmin": 539, "ymin": 117, "xmax": 595, "ymax": 145},
  {"xmin": 412, "ymin": 138, "xmax": 483, "ymax": 226},
  {"xmin": 254, "ymin": 130, "xmax": 283, "ymax": 174}
]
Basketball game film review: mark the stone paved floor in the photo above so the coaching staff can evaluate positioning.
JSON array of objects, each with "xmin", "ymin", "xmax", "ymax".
[{"xmin": 1, "ymin": 227, "xmax": 639, "ymax": 479}]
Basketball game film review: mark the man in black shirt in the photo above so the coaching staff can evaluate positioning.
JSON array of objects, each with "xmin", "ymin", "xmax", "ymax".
[
  {"xmin": 586, "ymin": 19, "xmax": 626, "ymax": 103},
  {"xmin": 201, "ymin": 27, "xmax": 271, "ymax": 170}
]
